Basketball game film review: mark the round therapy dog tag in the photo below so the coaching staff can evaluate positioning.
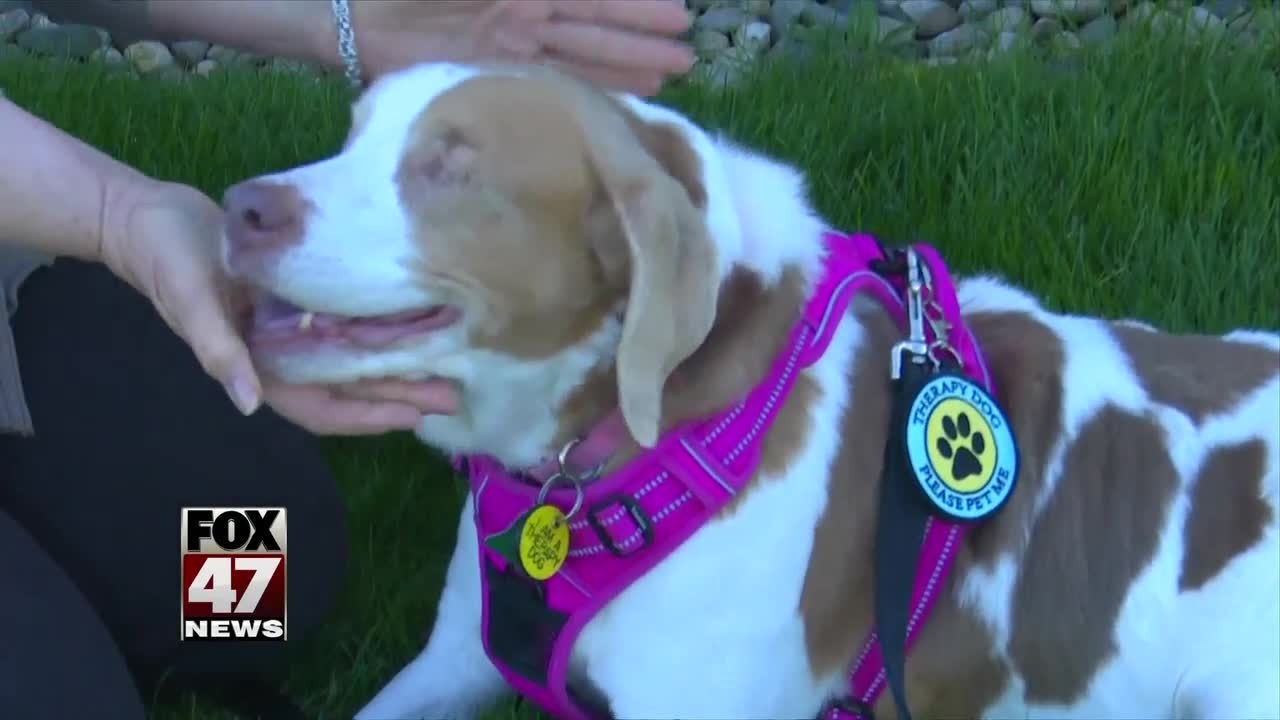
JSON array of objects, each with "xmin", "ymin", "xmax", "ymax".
[
  {"xmin": 518, "ymin": 504, "xmax": 571, "ymax": 580},
  {"xmin": 904, "ymin": 373, "xmax": 1019, "ymax": 522}
]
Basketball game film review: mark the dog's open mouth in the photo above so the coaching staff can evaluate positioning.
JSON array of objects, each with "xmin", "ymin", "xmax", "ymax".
[{"xmin": 243, "ymin": 292, "xmax": 462, "ymax": 351}]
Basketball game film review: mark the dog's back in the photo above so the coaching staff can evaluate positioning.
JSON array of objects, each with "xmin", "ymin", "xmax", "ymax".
[{"xmin": 940, "ymin": 275, "xmax": 1280, "ymax": 718}]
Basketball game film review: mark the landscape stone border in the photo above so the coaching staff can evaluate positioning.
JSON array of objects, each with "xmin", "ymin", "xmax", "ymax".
[
  {"xmin": 687, "ymin": 0, "xmax": 1274, "ymax": 85},
  {"xmin": 0, "ymin": 0, "xmax": 1274, "ymax": 89}
]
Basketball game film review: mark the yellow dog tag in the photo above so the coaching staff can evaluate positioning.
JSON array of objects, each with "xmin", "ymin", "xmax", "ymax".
[{"xmin": 517, "ymin": 504, "xmax": 570, "ymax": 580}]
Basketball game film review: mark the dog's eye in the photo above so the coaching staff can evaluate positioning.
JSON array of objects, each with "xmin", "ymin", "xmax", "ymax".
[
  {"xmin": 440, "ymin": 127, "xmax": 468, "ymax": 149},
  {"xmin": 414, "ymin": 132, "xmax": 476, "ymax": 185}
]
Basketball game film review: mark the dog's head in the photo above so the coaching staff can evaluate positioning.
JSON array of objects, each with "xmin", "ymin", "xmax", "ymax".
[{"xmin": 222, "ymin": 63, "xmax": 731, "ymax": 462}]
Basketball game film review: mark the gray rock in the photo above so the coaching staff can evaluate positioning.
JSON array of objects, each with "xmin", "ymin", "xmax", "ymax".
[
  {"xmin": 1077, "ymin": 13, "xmax": 1116, "ymax": 44},
  {"xmin": 1028, "ymin": 0, "xmax": 1107, "ymax": 23},
  {"xmin": 206, "ymin": 43, "xmax": 240, "ymax": 65},
  {"xmin": 995, "ymin": 29, "xmax": 1024, "ymax": 52},
  {"xmin": 899, "ymin": 0, "xmax": 962, "ymax": 37},
  {"xmin": 694, "ymin": 46, "xmax": 755, "ymax": 88},
  {"xmin": 0, "ymin": 7, "xmax": 28, "ymax": 42},
  {"xmin": 929, "ymin": 22, "xmax": 989, "ymax": 55},
  {"xmin": 985, "ymin": 6, "xmax": 1030, "ymax": 32},
  {"xmin": 28, "ymin": 10, "xmax": 51, "ymax": 28},
  {"xmin": 694, "ymin": 28, "xmax": 731, "ymax": 58},
  {"xmin": 89, "ymin": 45, "xmax": 126, "ymax": 69},
  {"xmin": 696, "ymin": 6, "xmax": 751, "ymax": 33},
  {"xmin": 1124, "ymin": 1, "xmax": 1159, "ymax": 24},
  {"xmin": 1129, "ymin": 3, "xmax": 1224, "ymax": 39},
  {"xmin": 734, "ymin": 20, "xmax": 772, "ymax": 54},
  {"xmin": 1052, "ymin": 30, "xmax": 1083, "ymax": 51},
  {"xmin": 269, "ymin": 57, "xmax": 313, "ymax": 75},
  {"xmin": 1031, "ymin": 16, "xmax": 1063, "ymax": 39},
  {"xmin": 124, "ymin": 40, "xmax": 174, "ymax": 74},
  {"xmin": 1187, "ymin": 6, "xmax": 1224, "ymax": 33},
  {"xmin": 879, "ymin": 1, "xmax": 915, "ymax": 24},
  {"xmin": 207, "ymin": 44, "xmax": 249, "ymax": 66},
  {"xmin": 235, "ymin": 50, "xmax": 265, "ymax": 67},
  {"xmin": 1138, "ymin": 8, "xmax": 1180, "ymax": 33},
  {"xmin": 170, "ymin": 40, "xmax": 210, "ymax": 67},
  {"xmin": 15, "ymin": 24, "xmax": 104, "ymax": 59},
  {"xmin": 801, "ymin": 2, "xmax": 844, "ymax": 27},
  {"xmin": 878, "ymin": 16, "xmax": 915, "ymax": 44},
  {"xmin": 959, "ymin": 0, "xmax": 998, "ymax": 21},
  {"xmin": 195, "ymin": 59, "xmax": 219, "ymax": 76},
  {"xmin": 767, "ymin": 35, "xmax": 817, "ymax": 64},
  {"xmin": 770, "ymin": 0, "xmax": 810, "ymax": 31},
  {"xmin": 1205, "ymin": 0, "xmax": 1249, "ymax": 22}
]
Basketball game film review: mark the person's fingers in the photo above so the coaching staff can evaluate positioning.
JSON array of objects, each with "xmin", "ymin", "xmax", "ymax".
[
  {"xmin": 537, "ymin": 21, "xmax": 694, "ymax": 76},
  {"xmin": 549, "ymin": 0, "xmax": 692, "ymax": 35},
  {"xmin": 332, "ymin": 378, "xmax": 462, "ymax": 415},
  {"xmin": 263, "ymin": 382, "xmax": 424, "ymax": 435},
  {"xmin": 543, "ymin": 55, "xmax": 667, "ymax": 95},
  {"xmin": 159, "ymin": 269, "xmax": 263, "ymax": 416}
]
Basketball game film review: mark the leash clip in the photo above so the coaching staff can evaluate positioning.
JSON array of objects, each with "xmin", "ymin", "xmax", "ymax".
[{"xmin": 890, "ymin": 248, "xmax": 931, "ymax": 379}]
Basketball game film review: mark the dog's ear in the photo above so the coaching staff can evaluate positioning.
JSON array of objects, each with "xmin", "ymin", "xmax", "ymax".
[{"xmin": 571, "ymin": 91, "xmax": 721, "ymax": 448}]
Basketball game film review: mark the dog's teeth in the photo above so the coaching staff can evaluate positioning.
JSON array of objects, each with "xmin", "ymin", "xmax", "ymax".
[{"xmin": 298, "ymin": 312, "xmax": 314, "ymax": 331}]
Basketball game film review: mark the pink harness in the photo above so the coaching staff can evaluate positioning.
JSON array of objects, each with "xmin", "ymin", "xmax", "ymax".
[{"xmin": 453, "ymin": 232, "xmax": 997, "ymax": 720}]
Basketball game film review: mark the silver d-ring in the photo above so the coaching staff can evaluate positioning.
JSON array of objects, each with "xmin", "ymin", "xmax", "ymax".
[
  {"xmin": 556, "ymin": 437, "xmax": 603, "ymax": 483},
  {"xmin": 536, "ymin": 472, "xmax": 584, "ymax": 520}
]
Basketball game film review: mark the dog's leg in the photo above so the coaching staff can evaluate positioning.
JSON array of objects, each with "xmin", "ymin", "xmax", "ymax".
[{"xmin": 356, "ymin": 495, "xmax": 509, "ymax": 720}]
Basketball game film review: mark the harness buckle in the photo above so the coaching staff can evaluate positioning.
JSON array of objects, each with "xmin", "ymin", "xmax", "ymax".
[{"xmin": 586, "ymin": 494, "xmax": 653, "ymax": 557}]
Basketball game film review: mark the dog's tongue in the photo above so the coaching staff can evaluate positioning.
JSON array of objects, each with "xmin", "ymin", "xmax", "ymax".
[{"xmin": 247, "ymin": 294, "xmax": 460, "ymax": 349}]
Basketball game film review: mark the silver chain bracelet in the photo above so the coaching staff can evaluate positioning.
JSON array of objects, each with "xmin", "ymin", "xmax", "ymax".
[{"xmin": 330, "ymin": 0, "xmax": 364, "ymax": 89}]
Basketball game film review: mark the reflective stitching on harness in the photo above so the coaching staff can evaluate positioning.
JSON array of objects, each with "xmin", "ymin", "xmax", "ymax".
[{"xmin": 724, "ymin": 326, "xmax": 809, "ymax": 463}]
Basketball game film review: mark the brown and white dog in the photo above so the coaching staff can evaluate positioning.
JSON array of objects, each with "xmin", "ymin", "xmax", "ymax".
[{"xmin": 220, "ymin": 62, "xmax": 1280, "ymax": 719}]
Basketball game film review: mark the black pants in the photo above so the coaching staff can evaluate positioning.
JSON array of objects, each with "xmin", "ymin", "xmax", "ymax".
[{"xmin": 0, "ymin": 259, "xmax": 348, "ymax": 718}]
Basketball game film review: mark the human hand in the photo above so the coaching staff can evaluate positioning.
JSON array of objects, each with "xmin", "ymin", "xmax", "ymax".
[
  {"xmin": 260, "ymin": 376, "xmax": 460, "ymax": 436},
  {"xmin": 347, "ymin": 0, "xmax": 695, "ymax": 95},
  {"xmin": 99, "ymin": 178, "xmax": 459, "ymax": 434}
]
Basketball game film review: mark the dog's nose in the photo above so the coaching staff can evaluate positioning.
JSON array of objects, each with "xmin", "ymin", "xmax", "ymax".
[{"xmin": 223, "ymin": 180, "xmax": 304, "ymax": 253}]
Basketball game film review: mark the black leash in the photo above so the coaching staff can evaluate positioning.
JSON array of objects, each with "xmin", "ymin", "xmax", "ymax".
[
  {"xmin": 847, "ymin": 244, "xmax": 1018, "ymax": 720},
  {"xmin": 871, "ymin": 347, "xmax": 935, "ymax": 720}
]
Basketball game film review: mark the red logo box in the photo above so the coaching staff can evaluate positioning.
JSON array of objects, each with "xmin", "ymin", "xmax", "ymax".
[{"xmin": 180, "ymin": 507, "xmax": 287, "ymax": 641}]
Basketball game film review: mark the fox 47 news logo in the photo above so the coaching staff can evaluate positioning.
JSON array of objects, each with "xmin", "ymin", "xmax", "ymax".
[{"xmin": 181, "ymin": 507, "xmax": 287, "ymax": 641}]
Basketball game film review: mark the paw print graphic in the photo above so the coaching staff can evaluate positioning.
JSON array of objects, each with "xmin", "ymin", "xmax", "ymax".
[{"xmin": 935, "ymin": 410, "xmax": 986, "ymax": 482}]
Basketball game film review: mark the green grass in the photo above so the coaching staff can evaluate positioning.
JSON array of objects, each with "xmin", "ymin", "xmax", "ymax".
[{"xmin": 2, "ymin": 15, "xmax": 1278, "ymax": 720}]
